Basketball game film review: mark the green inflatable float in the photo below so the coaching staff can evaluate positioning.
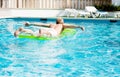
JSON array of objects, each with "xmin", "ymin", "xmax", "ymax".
[{"xmin": 18, "ymin": 29, "xmax": 76, "ymax": 40}]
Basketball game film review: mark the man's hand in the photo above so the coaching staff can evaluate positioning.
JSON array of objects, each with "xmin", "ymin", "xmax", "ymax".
[{"xmin": 79, "ymin": 26, "xmax": 85, "ymax": 31}]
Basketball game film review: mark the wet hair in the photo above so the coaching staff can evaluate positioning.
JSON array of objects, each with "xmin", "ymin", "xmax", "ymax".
[{"xmin": 56, "ymin": 18, "xmax": 64, "ymax": 24}]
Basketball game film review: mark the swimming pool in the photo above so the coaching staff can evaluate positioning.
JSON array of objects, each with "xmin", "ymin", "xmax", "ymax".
[{"xmin": 0, "ymin": 18, "xmax": 120, "ymax": 77}]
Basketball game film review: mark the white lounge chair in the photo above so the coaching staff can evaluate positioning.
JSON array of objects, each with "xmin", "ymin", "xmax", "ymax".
[
  {"xmin": 79, "ymin": 10, "xmax": 90, "ymax": 18},
  {"xmin": 114, "ymin": 12, "xmax": 120, "ymax": 18},
  {"xmin": 64, "ymin": 9, "xmax": 79, "ymax": 18},
  {"xmin": 85, "ymin": 6, "xmax": 108, "ymax": 18},
  {"xmin": 57, "ymin": 9, "xmax": 78, "ymax": 18},
  {"xmin": 58, "ymin": 8, "xmax": 90, "ymax": 18}
]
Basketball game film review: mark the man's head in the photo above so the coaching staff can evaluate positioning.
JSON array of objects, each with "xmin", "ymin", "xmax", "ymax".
[{"xmin": 56, "ymin": 18, "xmax": 64, "ymax": 24}]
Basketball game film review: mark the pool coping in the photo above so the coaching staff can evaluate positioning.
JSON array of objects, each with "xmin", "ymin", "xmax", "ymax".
[
  {"xmin": 0, "ymin": 9, "xmax": 120, "ymax": 20},
  {"xmin": 1, "ymin": 16, "xmax": 120, "ymax": 21}
]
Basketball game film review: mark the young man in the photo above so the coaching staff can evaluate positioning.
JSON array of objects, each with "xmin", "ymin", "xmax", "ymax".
[{"xmin": 14, "ymin": 18, "xmax": 84, "ymax": 37}]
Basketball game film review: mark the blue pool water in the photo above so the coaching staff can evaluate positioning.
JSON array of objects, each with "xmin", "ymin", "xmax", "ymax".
[{"xmin": 0, "ymin": 18, "xmax": 120, "ymax": 77}]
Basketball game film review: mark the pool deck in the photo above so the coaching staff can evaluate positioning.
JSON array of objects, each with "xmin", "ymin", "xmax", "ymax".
[{"xmin": 0, "ymin": 9, "xmax": 120, "ymax": 19}]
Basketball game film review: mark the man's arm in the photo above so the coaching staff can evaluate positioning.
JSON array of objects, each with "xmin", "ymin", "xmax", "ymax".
[
  {"xmin": 63, "ymin": 24, "xmax": 85, "ymax": 31},
  {"xmin": 25, "ymin": 22, "xmax": 50, "ymax": 28}
]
